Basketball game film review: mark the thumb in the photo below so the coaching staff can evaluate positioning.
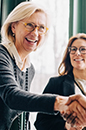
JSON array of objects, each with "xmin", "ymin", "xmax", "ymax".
[{"xmin": 65, "ymin": 94, "xmax": 79, "ymax": 105}]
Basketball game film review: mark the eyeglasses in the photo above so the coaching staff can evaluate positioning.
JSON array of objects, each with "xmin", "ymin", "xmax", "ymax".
[
  {"xmin": 21, "ymin": 22, "xmax": 48, "ymax": 35},
  {"xmin": 68, "ymin": 46, "xmax": 86, "ymax": 54}
]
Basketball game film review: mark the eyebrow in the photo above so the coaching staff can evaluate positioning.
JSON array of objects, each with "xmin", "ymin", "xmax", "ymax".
[{"xmin": 26, "ymin": 22, "xmax": 45, "ymax": 26}]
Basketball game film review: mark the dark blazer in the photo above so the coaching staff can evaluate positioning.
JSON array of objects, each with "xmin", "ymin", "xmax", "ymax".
[{"xmin": 34, "ymin": 72, "xmax": 76, "ymax": 130}]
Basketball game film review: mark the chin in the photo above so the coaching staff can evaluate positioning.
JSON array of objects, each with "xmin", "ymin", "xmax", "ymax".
[{"xmin": 77, "ymin": 68, "xmax": 84, "ymax": 71}]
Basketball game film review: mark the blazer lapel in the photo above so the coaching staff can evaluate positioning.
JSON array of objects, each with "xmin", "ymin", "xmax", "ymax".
[{"xmin": 63, "ymin": 73, "xmax": 75, "ymax": 96}]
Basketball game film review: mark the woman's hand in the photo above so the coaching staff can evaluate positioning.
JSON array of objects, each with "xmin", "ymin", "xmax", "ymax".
[
  {"xmin": 54, "ymin": 95, "xmax": 86, "ymax": 128},
  {"xmin": 66, "ymin": 94, "xmax": 86, "ymax": 109},
  {"xmin": 54, "ymin": 95, "xmax": 68, "ymax": 112},
  {"xmin": 62, "ymin": 100, "xmax": 86, "ymax": 128}
]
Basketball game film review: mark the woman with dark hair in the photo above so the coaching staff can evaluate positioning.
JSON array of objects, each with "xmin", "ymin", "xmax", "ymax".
[{"xmin": 35, "ymin": 33, "xmax": 86, "ymax": 130}]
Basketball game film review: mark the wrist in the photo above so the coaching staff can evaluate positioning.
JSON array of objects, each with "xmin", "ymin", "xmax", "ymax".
[
  {"xmin": 54, "ymin": 96, "xmax": 60, "ymax": 111},
  {"xmin": 54, "ymin": 96, "xmax": 68, "ymax": 111}
]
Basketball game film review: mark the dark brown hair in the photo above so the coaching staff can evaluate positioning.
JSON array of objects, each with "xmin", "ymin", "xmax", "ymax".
[{"xmin": 58, "ymin": 33, "xmax": 86, "ymax": 75}]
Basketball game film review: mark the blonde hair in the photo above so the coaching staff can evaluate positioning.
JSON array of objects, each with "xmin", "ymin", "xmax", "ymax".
[
  {"xmin": 58, "ymin": 33, "xmax": 86, "ymax": 75},
  {"xmin": 1, "ymin": 1, "xmax": 50, "ymax": 47}
]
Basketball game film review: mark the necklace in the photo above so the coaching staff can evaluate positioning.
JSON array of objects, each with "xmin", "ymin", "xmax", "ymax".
[
  {"xmin": 74, "ymin": 78, "xmax": 86, "ymax": 96},
  {"xmin": 14, "ymin": 64, "xmax": 30, "ymax": 130},
  {"xmin": 68, "ymin": 74, "xmax": 86, "ymax": 96}
]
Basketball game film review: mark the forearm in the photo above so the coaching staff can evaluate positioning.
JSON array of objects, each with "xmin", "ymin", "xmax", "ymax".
[{"xmin": 5, "ymin": 87, "xmax": 56, "ymax": 114}]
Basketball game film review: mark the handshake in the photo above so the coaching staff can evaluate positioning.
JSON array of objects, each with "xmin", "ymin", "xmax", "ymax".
[{"xmin": 54, "ymin": 94, "xmax": 86, "ymax": 130}]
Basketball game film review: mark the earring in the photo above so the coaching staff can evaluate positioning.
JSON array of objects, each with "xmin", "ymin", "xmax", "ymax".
[{"xmin": 13, "ymin": 33, "xmax": 15, "ymax": 37}]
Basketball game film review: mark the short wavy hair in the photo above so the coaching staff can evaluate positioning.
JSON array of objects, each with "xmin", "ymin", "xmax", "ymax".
[
  {"xmin": 1, "ymin": 1, "xmax": 51, "ymax": 47},
  {"xmin": 58, "ymin": 33, "xmax": 86, "ymax": 75}
]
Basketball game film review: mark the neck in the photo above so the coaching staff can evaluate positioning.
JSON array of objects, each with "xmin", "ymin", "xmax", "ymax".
[
  {"xmin": 18, "ymin": 49, "xmax": 29, "ymax": 62},
  {"xmin": 20, "ymin": 53, "xmax": 28, "ymax": 62},
  {"xmin": 15, "ymin": 44, "xmax": 30, "ymax": 62},
  {"xmin": 73, "ymin": 68, "xmax": 86, "ymax": 80}
]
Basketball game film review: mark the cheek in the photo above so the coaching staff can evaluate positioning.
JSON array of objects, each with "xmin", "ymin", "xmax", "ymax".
[
  {"xmin": 38, "ymin": 35, "xmax": 45, "ymax": 46},
  {"xmin": 69, "ymin": 55, "xmax": 74, "ymax": 64},
  {"xmin": 15, "ymin": 25, "xmax": 27, "ymax": 38}
]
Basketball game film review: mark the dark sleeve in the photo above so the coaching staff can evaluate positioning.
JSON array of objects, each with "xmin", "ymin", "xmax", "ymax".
[
  {"xmin": 34, "ymin": 112, "xmax": 66, "ymax": 130},
  {"xmin": 0, "ymin": 45, "xmax": 56, "ymax": 114},
  {"xmin": 34, "ymin": 77, "xmax": 66, "ymax": 130}
]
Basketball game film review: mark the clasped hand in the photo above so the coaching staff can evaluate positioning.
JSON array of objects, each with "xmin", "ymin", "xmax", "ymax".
[{"xmin": 54, "ymin": 94, "xmax": 86, "ymax": 129}]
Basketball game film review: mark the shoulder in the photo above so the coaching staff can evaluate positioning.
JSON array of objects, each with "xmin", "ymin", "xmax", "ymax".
[
  {"xmin": 0, "ymin": 43, "xmax": 8, "ymax": 51},
  {"xmin": 0, "ymin": 44, "xmax": 11, "ymax": 58},
  {"xmin": 49, "ymin": 74, "xmax": 67, "ymax": 84},
  {"xmin": 0, "ymin": 44, "xmax": 15, "ymax": 70},
  {"xmin": 43, "ymin": 75, "xmax": 67, "ymax": 94}
]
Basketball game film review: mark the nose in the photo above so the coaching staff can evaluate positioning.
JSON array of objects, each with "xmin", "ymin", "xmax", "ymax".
[
  {"xmin": 75, "ymin": 50, "xmax": 81, "ymax": 55},
  {"xmin": 30, "ymin": 27, "xmax": 39, "ymax": 36}
]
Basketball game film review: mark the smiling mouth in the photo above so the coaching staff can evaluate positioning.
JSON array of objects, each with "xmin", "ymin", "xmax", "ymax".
[
  {"xmin": 25, "ymin": 38, "xmax": 38, "ymax": 43},
  {"xmin": 74, "ymin": 59, "xmax": 83, "ymax": 61}
]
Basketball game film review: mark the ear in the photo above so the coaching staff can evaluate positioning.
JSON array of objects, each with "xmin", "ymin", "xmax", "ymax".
[{"xmin": 11, "ymin": 22, "xmax": 16, "ymax": 34}]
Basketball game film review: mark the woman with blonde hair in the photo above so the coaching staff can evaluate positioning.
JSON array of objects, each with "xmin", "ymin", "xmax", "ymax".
[{"xmin": 0, "ymin": 1, "xmax": 69, "ymax": 130}]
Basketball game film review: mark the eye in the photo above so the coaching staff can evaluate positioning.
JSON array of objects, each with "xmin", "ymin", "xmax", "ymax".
[
  {"xmin": 80, "ymin": 47, "xmax": 86, "ymax": 52},
  {"xmin": 26, "ymin": 23, "xmax": 34, "ymax": 28},
  {"xmin": 40, "ymin": 25, "xmax": 45, "ymax": 29},
  {"xmin": 81, "ymin": 47, "xmax": 86, "ymax": 51},
  {"xmin": 71, "ymin": 47, "xmax": 76, "ymax": 51},
  {"xmin": 68, "ymin": 46, "xmax": 77, "ymax": 54},
  {"xmin": 39, "ymin": 25, "xmax": 45, "ymax": 31}
]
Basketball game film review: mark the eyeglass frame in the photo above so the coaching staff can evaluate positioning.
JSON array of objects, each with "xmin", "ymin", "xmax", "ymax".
[
  {"xmin": 68, "ymin": 46, "xmax": 86, "ymax": 54},
  {"xmin": 20, "ymin": 21, "xmax": 48, "ymax": 35}
]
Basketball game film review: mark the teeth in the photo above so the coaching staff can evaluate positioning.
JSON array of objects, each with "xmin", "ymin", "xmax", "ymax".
[
  {"xmin": 26, "ymin": 38, "xmax": 37, "ymax": 42},
  {"xmin": 75, "ymin": 59, "xmax": 83, "ymax": 61},
  {"xmin": 28, "ymin": 39, "xmax": 35, "ymax": 42}
]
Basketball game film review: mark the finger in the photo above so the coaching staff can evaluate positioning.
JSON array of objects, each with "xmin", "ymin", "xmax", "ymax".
[
  {"xmin": 75, "ymin": 104, "xmax": 86, "ymax": 124},
  {"xmin": 66, "ymin": 112, "xmax": 77, "ymax": 124},
  {"xmin": 76, "ymin": 103, "xmax": 86, "ymax": 123},
  {"xmin": 65, "ymin": 95, "xmax": 79, "ymax": 105},
  {"xmin": 61, "ymin": 110, "xmax": 71, "ymax": 120},
  {"xmin": 71, "ymin": 117, "xmax": 83, "ymax": 128},
  {"xmin": 66, "ymin": 101, "xmax": 85, "ymax": 124}
]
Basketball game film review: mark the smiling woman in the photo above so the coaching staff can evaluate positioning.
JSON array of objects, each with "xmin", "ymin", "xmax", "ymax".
[
  {"xmin": 58, "ymin": 33, "xmax": 86, "ymax": 76},
  {"xmin": 34, "ymin": 33, "xmax": 86, "ymax": 130},
  {"xmin": 69, "ymin": 39, "xmax": 86, "ymax": 71},
  {"xmin": 0, "ymin": 1, "xmax": 62, "ymax": 130},
  {"xmin": 11, "ymin": 11, "xmax": 47, "ymax": 59}
]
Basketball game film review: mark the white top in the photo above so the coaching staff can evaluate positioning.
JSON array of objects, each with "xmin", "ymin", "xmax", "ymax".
[{"xmin": 75, "ymin": 78, "xmax": 86, "ymax": 95}]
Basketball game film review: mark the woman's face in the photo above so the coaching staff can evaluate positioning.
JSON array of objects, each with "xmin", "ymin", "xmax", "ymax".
[
  {"xmin": 69, "ymin": 39, "xmax": 86, "ymax": 71},
  {"xmin": 11, "ymin": 11, "xmax": 47, "ymax": 57}
]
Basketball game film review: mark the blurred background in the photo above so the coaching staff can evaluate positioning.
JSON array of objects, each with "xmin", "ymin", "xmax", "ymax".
[{"xmin": 1, "ymin": 0, "xmax": 86, "ymax": 129}]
